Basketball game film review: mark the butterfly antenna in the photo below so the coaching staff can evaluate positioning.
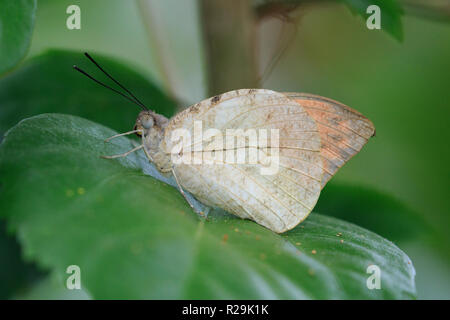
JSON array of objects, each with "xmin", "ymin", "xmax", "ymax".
[
  {"xmin": 73, "ymin": 65, "xmax": 147, "ymax": 111},
  {"xmin": 83, "ymin": 52, "xmax": 148, "ymax": 110}
]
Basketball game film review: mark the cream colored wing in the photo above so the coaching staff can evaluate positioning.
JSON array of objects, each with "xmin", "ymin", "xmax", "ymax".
[
  {"xmin": 162, "ymin": 89, "xmax": 323, "ymax": 233},
  {"xmin": 283, "ymin": 92, "xmax": 375, "ymax": 188}
]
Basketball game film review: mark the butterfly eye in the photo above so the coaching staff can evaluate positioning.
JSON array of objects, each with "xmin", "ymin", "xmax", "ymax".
[{"xmin": 142, "ymin": 117, "xmax": 154, "ymax": 129}]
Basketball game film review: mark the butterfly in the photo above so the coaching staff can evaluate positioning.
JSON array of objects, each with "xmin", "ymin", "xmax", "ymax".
[{"xmin": 75, "ymin": 53, "xmax": 375, "ymax": 233}]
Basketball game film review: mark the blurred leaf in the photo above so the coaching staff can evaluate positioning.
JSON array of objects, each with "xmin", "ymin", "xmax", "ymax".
[
  {"xmin": 316, "ymin": 182, "xmax": 433, "ymax": 242},
  {"xmin": 0, "ymin": 50, "xmax": 177, "ymax": 135},
  {"xmin": 0, "ymin": 220, "xmax": 43, "ymax": 299},
  {"xmin": 400, "ymin": 0, "xmax": 450, "ymax": 23},
  {"xmin": 253, "ymin": 0, "xmax": 404, "ymax": 41},
  {"xmin": 400, "ymin": 241, "xmax": 450, "ymax": 299},
  {"xmin": 341, "ymin": 0, "xmax": 404, "ymax": 41},
  {"xmin": 0, "ymin": 113, "xmax": 416, "ymax": 299},
  {"xmin": 0, "ymin": 0, "xmax": 37, "ymax": 75}
]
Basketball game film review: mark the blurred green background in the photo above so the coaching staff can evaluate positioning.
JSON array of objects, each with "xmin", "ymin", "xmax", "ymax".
[{"xmin": 0, "ymin": 0, "xmax": 449, "ymax": 299}]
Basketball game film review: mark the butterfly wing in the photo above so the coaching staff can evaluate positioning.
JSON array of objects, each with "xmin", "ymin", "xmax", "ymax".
[
  {"xmin": 162, "ymin": 89, "xmax": 324, "ymax": 233},
  {"xmin": 283, "ymin": 92, "xmax": 375, "ymax": 188}
]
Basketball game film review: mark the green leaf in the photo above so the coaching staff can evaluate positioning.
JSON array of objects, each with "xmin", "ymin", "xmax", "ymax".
[
  {"xmin": 14, "ymin": 274, "xmax": 91, "ymax": 300},
  {"xmin": 316, "ymin": 182, "xmax": 433, "ymax": 242},
  {"xmin": 0, "ymin": 0, "xmax": 37, "ymax": 75},
  {"xmin": 342, "ymin": 0, "xmax": 404, "ymax": 41},
  {"xmin": 0, "ymin": 114, "xmax": 416, "ymax": 299},
  {"xmin": 0, "ymin": 50, "xmax": 177, "ymax": 135}
]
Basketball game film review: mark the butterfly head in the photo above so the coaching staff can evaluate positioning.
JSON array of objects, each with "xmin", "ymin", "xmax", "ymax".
[{"xmin": 134, "ymin": 110, "xmax": 155, "ymax": 137}]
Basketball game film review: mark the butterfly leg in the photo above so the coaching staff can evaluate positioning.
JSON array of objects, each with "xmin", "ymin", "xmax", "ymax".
[
  {"xmin": 104, "ymin": 129, "xmax": 142, "ymax": 142},
  {"xmin": 171, "ymin": 168, "xmax": 208, "ymax": 218},
  {"xmin": 101, "ymin": 145, "xmax": 143, "ymax": 159},
  {"xmin": 130, "ymin": 139, "xmax": 141, "ymax": 148}
]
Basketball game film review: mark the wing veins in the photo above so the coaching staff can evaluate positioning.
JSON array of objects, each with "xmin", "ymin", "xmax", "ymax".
[{"xmin": 185, "ymin": 164, "xmax": 286, "ymax": 228}]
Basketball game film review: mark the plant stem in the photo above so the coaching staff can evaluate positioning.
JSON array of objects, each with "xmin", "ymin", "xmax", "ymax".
[{"xmin": 200, "ymin": 0, "xmax": 260, "ymax": 96}]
